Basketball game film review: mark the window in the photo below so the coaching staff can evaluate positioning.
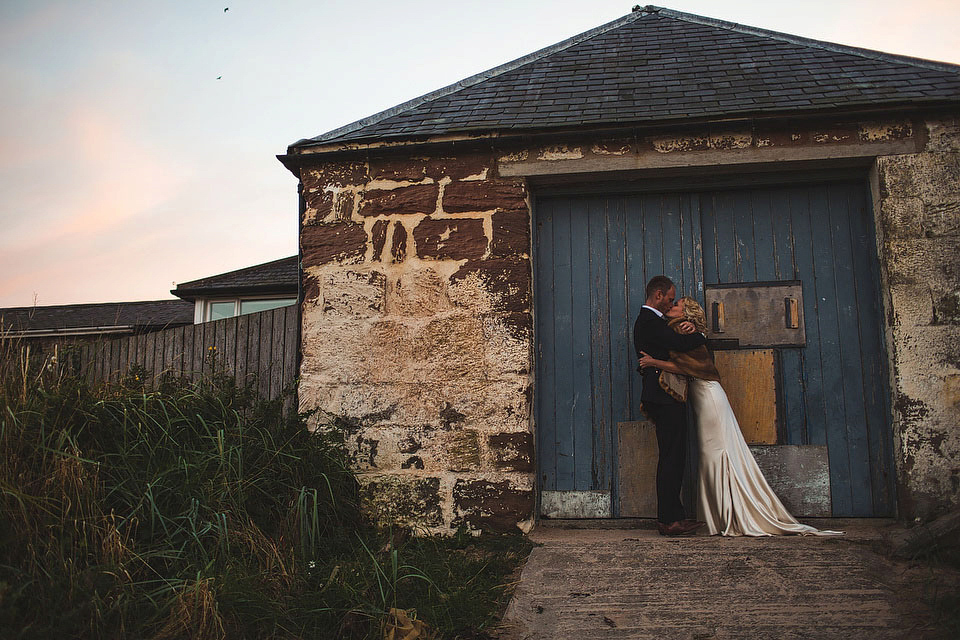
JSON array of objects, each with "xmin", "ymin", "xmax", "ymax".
[
  {"xmin": 239, "ymin": 298, "xmax": 296, "ymax": 315},
  {"xmin": 203, "ymin": 298, "xmax": 296, "ymax": 322}
]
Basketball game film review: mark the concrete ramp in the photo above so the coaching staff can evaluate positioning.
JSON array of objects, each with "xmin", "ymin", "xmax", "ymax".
[{"xmin": 498, "ymin": 521, "xmax": 951, "ymax": 639}]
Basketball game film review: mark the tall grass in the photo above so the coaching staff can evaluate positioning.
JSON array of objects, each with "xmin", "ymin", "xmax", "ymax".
[{"xmin": 0, "ymin": 338, "xmax": 532, "ymax": 639}]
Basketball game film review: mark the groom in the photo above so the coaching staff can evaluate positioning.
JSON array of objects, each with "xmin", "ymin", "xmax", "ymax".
[{"xmin": 633, "ymin": 275, "xmax": 706, "ymax": 536}]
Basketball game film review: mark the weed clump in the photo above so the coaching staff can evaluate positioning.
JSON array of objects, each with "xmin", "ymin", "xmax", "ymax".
[{"xmin": 0, "ymin": 341, "xmax": 531, "ymax": 639}]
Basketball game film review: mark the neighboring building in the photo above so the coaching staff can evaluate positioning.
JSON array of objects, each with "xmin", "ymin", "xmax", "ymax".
[
  {"xmin": 172, "ymin": 256, "xmax": 299, "ymax": 323},
  {"xmin": 0, "ymin": 299, "xmax": 195, "ymax": 355},
  {"xmin": 1, "ymin": 257, "xmax": 299, "ymax": 353},
  {"xmin": 282, "ymin": 6, "xmax": 960, "ymax": 531}
]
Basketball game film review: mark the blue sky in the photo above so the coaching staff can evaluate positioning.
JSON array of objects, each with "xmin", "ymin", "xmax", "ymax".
[{"xmin": 1, "ymin": 0, "xmax": 958, "ymax": 307}]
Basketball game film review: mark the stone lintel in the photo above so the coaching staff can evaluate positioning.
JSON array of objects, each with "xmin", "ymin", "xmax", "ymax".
[{"xmin": 499, "ymin": 139, "xmax": 922, "ymax": 177}]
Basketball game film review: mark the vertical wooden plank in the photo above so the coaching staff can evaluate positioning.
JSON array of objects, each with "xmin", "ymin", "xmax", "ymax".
[
  {"xmin": 180, "ymin": 324, "xmax": 193, "ymax": 381},
  {"xmin": 714, "ymin": 190, "xmax": 739, "ymax": 283},
  {"xmin": 153, "ymin": 331, "xmax": 165, "ymax": 384},
  {"xmin": 641, "ymin": 193, "xmax": 664, "ymax": 281},
  {"xmin": 195, "ymin": 323, "xmax": 204, "ymax": 380},
  {"xmin": 769, "ymin": 189, "xmax": 797, "ymax": 281},
  {"xmin": 780, "ymin": 349, "xmax": 808, "ymax": 445},
  {"xmin": 258, "ymin": 310, "xmax": 274, "ymax": 400},
  {"xmin": 79, "ymin": 341, "xmax": 88, "ymax": 383},
  {"xmin": 270, "ymin": 307, "xmax": 285, "ymax": 400},
  {"xmin": 115, "ymin": 336, "xmax": 127, "ymax": 381},
  {"xmin": 587, "ymin": 197, "xmax": 612, "ymax": 492},
  {"xmin": 551, "ymin": 199, "xmax": 576, "ymax": 492},
  {"xmin": 223, "ymin": 316, "xmax": 238, "ymax": 383},
  {"xmin": 808, "ymin": 184, "xmax": 853, "ymax": 515},
  {"xmin": 828, "ymin": 183, "xmax": 873, "ymax": 516},
  {"xmin": 847, "ymin": 184, "xmax": 896, "ymax": 515},
  {"xmin": 535, "ymin": 197, "xmax": 558, "ymax": 493},
  {"xmin": 751, "ymin": 189, "xmax": 778, "ymax": 282},
  {"xmin": 235, "ymin": 314, "xmax": 249, "ymax": 390},
  {"xmin": 568, "ymin": 198, "xmax": 594, "ymax": 491},
  {"xmin": 214, "ymin": 318, "xmax": 227, "ymax": 379},
  {"xmin": 624, "ymin": 194, "xmax": 647, "ymax": 420},
  {"xmin": 661, "ymin": 193, "xmax": 683, "ymax": 285},
  {"xmin": 733, "ymin": 190, "xmax": 757, "ymax": 281},
  {"xmin": 683, "ymin": 193, "xmax": 704, "ymax": 305},
  {"xmin": 162, "ymin": 327, "xmax": 174, "ymax": 379},
  {"xmin": 700, "ymin": 192, "xmax": 719, "ymax": 286},
  {"xmin": 143, "ymin": 332, "xmax": 156, "ymax": 386},
  {"xmin": 606, "ymin": 196, "xmax": 630, "ymax": 513},
  {"xmin": 104, "ymin": 338, "xmax": 116, "ymax": 383},
  {"xmin": 788, "ymin": 186, "xmax": 828, "ymax": 448},
  {"xmin": 170, "ymin": 326, "xmax": 183, "ymax": 379},
  {"xmin": 606, "ymin": 198, "xmax": 631, "ymax": 432},
  {"xmin": 246, "ymin": 311, "xmax": 262, "ymax": 394},
  {"xmin": 283, "ymin": 305, "xmax": 299, "ymax": 411}
]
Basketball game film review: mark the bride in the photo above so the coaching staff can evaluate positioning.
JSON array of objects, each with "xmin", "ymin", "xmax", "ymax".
[{"xmin": 638, "ymin": 297, "xmax": 841, "ymax": 537}]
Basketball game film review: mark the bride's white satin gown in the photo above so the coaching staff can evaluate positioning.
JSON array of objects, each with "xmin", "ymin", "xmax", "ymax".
[{"xmin": 689, "ymin": 378, "xmax": 840, "ymax": 537}]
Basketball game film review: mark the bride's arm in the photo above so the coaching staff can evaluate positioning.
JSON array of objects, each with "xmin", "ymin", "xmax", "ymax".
[{"xmin": 637, "ymin": 351, "xmax": 684, "ymax": 374}]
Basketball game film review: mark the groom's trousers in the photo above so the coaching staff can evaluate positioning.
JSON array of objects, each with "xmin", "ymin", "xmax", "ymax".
[{"xmin": 644, "ymin": 400, "xmax": 689, "ymax": 524}]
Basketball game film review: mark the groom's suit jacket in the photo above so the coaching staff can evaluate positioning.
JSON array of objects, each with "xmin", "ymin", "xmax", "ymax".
[{"xmin": 633, "ymin": 307, "xmax": 706, "ymax": 405}]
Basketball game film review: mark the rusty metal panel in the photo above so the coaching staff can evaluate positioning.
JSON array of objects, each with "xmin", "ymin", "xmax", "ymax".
[
  {"xmin": 749, "ymin": 445, "xmax": 832, "ymax": 517},
  {"xmin": 705, "ymin": 281, "xmax": 805, "ymax": 348},
  {"xmin": 541, "ymin": 490, "xmax": 611, "ymax": 519},
  {"xmin": 713, "ymin": 350, "xmax": 778, "ymax": 444},
  {"xmin": 617, "ymin": 421, "xmax": 658, "ymax": 518}
]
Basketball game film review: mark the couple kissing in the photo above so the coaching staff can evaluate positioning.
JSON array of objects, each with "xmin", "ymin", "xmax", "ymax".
[{"xmin": 633, "ymin": 275, "xmax": 841, "ymax": 537}]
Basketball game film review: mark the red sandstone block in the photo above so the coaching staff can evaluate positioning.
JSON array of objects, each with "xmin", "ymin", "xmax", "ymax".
[
  {"xmin": 414, "ymin": 218, "xmax": 487, "ymax": 260},
  {"xmin": 443, "ymin": 180, "xmax": 527, "ymax": 214},
  {"xmin": 301, "ymin": 222, "xmax": 367, "ymax": 267},
  {"xmin": 359, "ymin": 184, "xmax": 439, "ymax": 217}
]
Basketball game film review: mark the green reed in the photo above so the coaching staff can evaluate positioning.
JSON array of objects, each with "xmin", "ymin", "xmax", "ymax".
[{"xmin": 0, "ymin": 339, "xmax": 531, "ymax": 639}]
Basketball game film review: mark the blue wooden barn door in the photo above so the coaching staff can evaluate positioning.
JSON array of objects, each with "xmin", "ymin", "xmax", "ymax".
[
  {"xmin": 534, "ymin": 180, "xmax": 894, "ymax": 518},
  {"xmin": 699, "ymin": 181, "xmax": 895, "ymax": 516},
  {"xmin": 534, "ymin": 193, "xmax": 703, "ymax": 517}
]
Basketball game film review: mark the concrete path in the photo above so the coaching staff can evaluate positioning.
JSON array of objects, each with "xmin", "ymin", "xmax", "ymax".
[{"xmin": 497, "ymin": 520, "xmax": 957, "ymax": 639}]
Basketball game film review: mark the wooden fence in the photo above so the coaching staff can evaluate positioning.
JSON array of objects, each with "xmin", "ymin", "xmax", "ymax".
[{"xmin": 79, "ymin": 305, "xmax": 299, "ymax": 401}]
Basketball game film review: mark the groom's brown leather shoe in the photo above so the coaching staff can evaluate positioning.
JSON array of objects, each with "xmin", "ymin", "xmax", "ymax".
[{"xmin": 657, "ymin": 520, "xmax": 704, "ymax": 536}]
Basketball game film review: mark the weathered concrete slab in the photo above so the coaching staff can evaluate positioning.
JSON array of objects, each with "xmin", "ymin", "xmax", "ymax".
[{"xmin": 497, "ymin": 521, "xmax": 956, "ymax": 639}]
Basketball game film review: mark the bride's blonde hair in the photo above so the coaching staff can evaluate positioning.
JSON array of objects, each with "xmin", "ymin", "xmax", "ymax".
[{"xmin": 679, "ymin": 297, "xmax": 708, "ymax": 333}]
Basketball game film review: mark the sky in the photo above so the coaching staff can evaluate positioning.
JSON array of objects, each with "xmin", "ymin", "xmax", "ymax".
[{"xmin": 1, "ymin": 0, "xmax": 958, "ymax": 309}]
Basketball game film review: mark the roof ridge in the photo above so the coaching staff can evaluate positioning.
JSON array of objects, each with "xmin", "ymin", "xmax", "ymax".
[
  {"xmin": 649, "ymin": 5, "xmax": 960, "ymax": 73},
  {"xmin": 0, "ymin": 300, "xmax": 187, "ymax": 313},
  {"xmin": 290, "ymin": 8, "xmax": 655, "ymax": 149}
]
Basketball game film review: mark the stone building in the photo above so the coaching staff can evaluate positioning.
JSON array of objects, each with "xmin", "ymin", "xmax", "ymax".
[{"xmin": 279, "ymin": 6, "xmax": 960, "ymax": 533}]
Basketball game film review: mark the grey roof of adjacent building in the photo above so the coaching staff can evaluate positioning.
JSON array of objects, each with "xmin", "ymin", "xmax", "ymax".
[
  {"xmin": 172, "ymin": 256, "xmax": 298, "ymax": 301},
  {"xmin": 0, "ymin": 300, "xmax": 194, "ymax": 337},
  {"xmin": 291, "ymin": 5, "xmax": 960, "ymax": 149}
]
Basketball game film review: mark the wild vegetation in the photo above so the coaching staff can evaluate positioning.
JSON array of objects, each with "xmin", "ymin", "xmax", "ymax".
[{"xmin": 0, "ymin": 340, "xmax": 532, "ymax": 639}]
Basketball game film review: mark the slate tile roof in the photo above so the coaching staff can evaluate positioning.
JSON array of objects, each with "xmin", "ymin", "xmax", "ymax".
[
  {"xmin": 0, "ymin": 300, "xmax": 194, "ymax": 334},
  {"xmin": 291, "ymin": 6, "xmax": 960, "ymax": 149},
  {"xmin": 172, "ymin": 256, "xmax": 298, "ymax": 300}
]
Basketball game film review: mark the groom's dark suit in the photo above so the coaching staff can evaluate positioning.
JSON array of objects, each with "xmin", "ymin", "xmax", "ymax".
[{"xmin": 633, "ymin": 307, "xmax": 706, "ymax": 524}]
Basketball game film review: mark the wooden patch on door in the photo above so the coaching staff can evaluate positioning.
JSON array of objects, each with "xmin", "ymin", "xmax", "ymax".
[
  {"xmin": 618, "ymin": 421, "xmax": 658, "ymax": 518},
  {"xmin": 713, "ymin": 350, "xmax": 777, "ymax": 444}
]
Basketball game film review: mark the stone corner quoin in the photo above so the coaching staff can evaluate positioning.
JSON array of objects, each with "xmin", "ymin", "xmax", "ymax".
[{"xmin": 298, "ymin": 150, "xmax": 536, "ymax": 534}]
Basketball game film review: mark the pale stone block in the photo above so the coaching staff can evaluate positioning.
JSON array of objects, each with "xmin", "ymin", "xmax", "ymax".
[
  {"xmin": 318, "ymin": 267, "xmax": 386, "ymax": 318},
  {"xmin": 926, "ymin": 117, "xmax": 960, "ymax": 153},
  {"xmin": 481, "ymin": 313, "xmax": 533, "ymax": 377},
  {"xmin": 385, "ymin": 267, "xmax": 452, "ymax": 317},
  {"xmin": 879, "ymin": 152, "xmax": 960, "ymax": 199},
  {"xmin": 879, "ymin": 197, "xmax": 924, "ymax": 239}
]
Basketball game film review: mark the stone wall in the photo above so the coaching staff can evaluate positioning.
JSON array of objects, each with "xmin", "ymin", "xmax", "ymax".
[
  {"xmin": 876, "ymin": 116, "xmax": 960, "ymax": 519},
  {"xmin": 296, "ymin": 114, "xmax": 960, "ymax": 529},
  {"xmin": 297, "ymin": 151, "xmax": 535, "ymax": 534}
]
